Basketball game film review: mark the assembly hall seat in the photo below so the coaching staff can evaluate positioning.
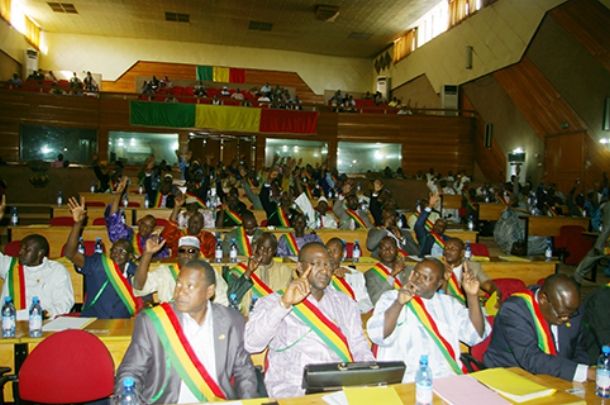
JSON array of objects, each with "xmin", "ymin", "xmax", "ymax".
[
  {"xmin": 49, "ymin": 217, "xmax": 75, "ymax": 227},
  {"xmin": 2, "ymin": 241, "xmax": 21, "ymax": 256},
  {"xmin": 92, "ymin": 218, "xmax": 106, "ymax": 226}
]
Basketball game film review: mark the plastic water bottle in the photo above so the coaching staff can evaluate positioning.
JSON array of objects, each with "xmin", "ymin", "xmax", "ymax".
[
  {"xmin": 467, "ymin": 215, "xmax": 475, "ymax": 231},
  {"xmin": 116, "ymin": 377, "xmax": 140, "ymax": 405},
  {"xmin": 597, "ymin": 345, "xmax": 610, "ymax": 398},
  {"xmin": 415, "ymin": 354, "xmax": 433, "ymax": 405},
  {"xmin": 77, "ymin": 237, "xmax": 85, "ymax": 254},
  {"xmin": 121, "ymin": 210, "xmax": 127, "ymax": 224},
  {"xmin": 229, "ymin": 238, "xmax": 238, "ymax": 263},
  {"xmin": 95, "ymin": 237, "xmax": 103, "ymax": 254},
  {"xmin": 416, "ymin": 200, "xmax": 421, "ymax": 213},
  {"xmin": 249, "ymin": 295, "xmax": 258, "ymax": 318},
  {"xmin": 342, "ymin": 239, "xmax": 347, "ymax": 261},
  {"xmin": 90, "ymin": 181, "xmax": 96, "ymax": 193},
  {"xmin": 56, "ymin": 191, "xmax": 63, "ymax": 207},
  {"xmin": 397, "ymin": 216, "xmax": 404, "ymax": 228},
  {"xmin": 138, "ymin": 184, "xmax": 143, "ymax": 194},
  {"xmin": 122, "ymin": 194, "xmax": 129, "ymax": 208},
  {"xmin": 228, "ymin": 294, "xmax": 239, "ymax": 311},
  {"xmin": 144, "ymin": 195, "xmax": 150, "ymax": 209},
  {"xmin": 357, "ymin": 182, "xmax": 361, "ymax": 193},
  {"xmin": 10, "ymin": 207, "xmax": 18, "ymax": 226},
  {"xmin": 215, "ymin": 238, "xmax": 223, "ymax": 263},
  {"xmin": 545, "ymin": 239, "xmax": 553, "ymax": 262},
  {"xmin": 352, "ymin": 239, "xmax": 361, "ymax": 263},
  {"xmin": 464, "ymin": 240, "xmax": 472, "ymax": 260},
  {"xmin": 29, "ymin": 297, "xmax": 43, "ymax": 338},
  {"xmin": 2, "ymin": 297, "xmax": 16, "ymax": 338},
  {"xmin": 360, "ymin": 199, "xmax": 367, "ymax": 212}
]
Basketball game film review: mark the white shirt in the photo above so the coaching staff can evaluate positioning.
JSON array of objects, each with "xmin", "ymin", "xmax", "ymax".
[
  {"xmin": 0, "ymin": 254, "xmax": 74, "ymax": 318},
  {"xmin": 177, "ymin": 209, "xmax": 215, "ymax": 229},
  {"xmin": 337, "ymin": 266, "xmax": 373, "ymax": 313},
  {"xmin": 295, "ymin": 192, "xmax": 337, "ymax": 229},
  {"xmin": 368, "ymin": 290, "xmax": 490, "ymax": 383},
  {"xmin": 177, "ymin": 304, "xmax": 217, "ymax": 404}
]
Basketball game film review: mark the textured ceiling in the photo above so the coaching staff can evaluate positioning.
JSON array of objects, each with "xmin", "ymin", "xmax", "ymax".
[{"xmin": 20, "ymin": 0, "xmax": 439, "ymax": 58}]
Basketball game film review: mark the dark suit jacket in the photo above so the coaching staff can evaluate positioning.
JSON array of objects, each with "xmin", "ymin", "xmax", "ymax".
[
  {"xmin": 364, "ymin": 265, "xmax": 413, "ymax": 305},
  {"xmin": 115, "ymin": 302, "xmax": 258, "ymax": 403},
  {"xmin": 483, "ymin": 286, "xmax": 589, "ymax": 381},
  {"xmin": 414, "ymin": 208, "xmax": 449, "ymax": 257},
  {"xmin": 583, "ymin": 286, "xmax": 610, "ymax": 364},
  {"xmin": 365, "ymin": 227, "xmax": 420, "ymax": 258}
]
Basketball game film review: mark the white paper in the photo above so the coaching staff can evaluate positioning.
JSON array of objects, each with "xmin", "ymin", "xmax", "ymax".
[
  {"xmin": 42, "ymin": 317, "xmax": 96, "ymax": 332},
  {"xmin": 322, "ymin": 391, "xmax": 348, "ymax": 405},
  {"xmin": 16, "ymin": 309, "xmax": 28, "ymax": 321}
]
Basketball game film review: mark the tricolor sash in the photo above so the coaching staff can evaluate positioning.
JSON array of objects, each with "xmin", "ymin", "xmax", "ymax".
[
  {"xmin": 130, "ymin": 233, "xmax": 144, "ymax": 257},
  {"xmin": 575, "ymin": 205, "xmax": 584, "ymax": 217},
  {"xmin": 429, "ymin": 231, "xmax": 446, "ymax": 250},
  {"xmin": 231, "ymin": 263, "xmax": 274, "ymax": 297},
  {"xmin": 346, "ymin": 209, "xmax": 367, "ymax": 229},
  {"xmin": 546, "ymin": 203, "xmax": 558, "ymax": 217},
  {"xmin": 447, "ymin": 272, "xmax": 466, "ymax": 305},
  {"xmin": 512, "ymin": 290, "xmax": 557, "ymax": 355},
  {"xmin": 316, "ymin": 212, "xmax": 324, "ymax": 229},
  {"xmin": 413, "ymin": 212, "xmax": 434, "ymax": 231},
  {"xmin": 7, "ymin": 258, "xmax": 26, "ymax": 310},
  {"xmin": 246, "ymin": 177, "xmax": 256, "ymax": 188},
  {"xmin": 186, "ymin": 192, "xmax": 206, "ymax": 209},
  {"xmin": 100, "ymin": 254, "xmax": 137, "ymax": 316},
  {"xmin": 463, "ymin": 193, "xmax": 477, "ymax": 211},
  {"xmin": 154, "ymin": 192, "xmax": 165, "ymax": 208},
  {"xmin": 277, "ymin": 291, "xmax": 354, "ymax": 362},
  {"xmin": 497, "ymin": 194, "xmax": 510, "ymax": 207},
  {"xmin": 168, "ymin": 263, "xmax": 181, "ymax": 281},
  {"xmin": 236, "ymin": 227, "xmax": 253, "ymax": 256},
  {"xmin": 276, "ymin": 207, "xmax": 291, "ymax": 227},
  {"xmin": 368, "ymin": 263, "xmax": 402, "ymax": 289},
  {"xmin": 407, "ymin": 296, "xmax": 467, "ymax": 375},
  {"xmin": 146, "ymin": 303, "xmax": 226, "ymax": 402},
  {"xmin": 224, "ymin": 208, "xmax": 243, "ymax": 226},
  {"xmin": 305, "ymin": 185, "xmax": 314, "ymax": 200},
  {"xmin": 282, "ymin": 233, "xmax": 300, "ymax": 256},
  {"xmin": 331, "ymin": 275, "xmax": 355, "ymax": 300}
]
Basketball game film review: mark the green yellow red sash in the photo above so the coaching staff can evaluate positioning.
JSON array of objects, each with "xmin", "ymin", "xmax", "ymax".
[
  {"xmin": 429, "ymin": 231, "xmax": 446, "ymax": 250},
  {"xmin": 146, "ymin": 303, "xmax": 226, "ymax": 402},
  {"xmin": 168, "ymin": 263, "xmax": 181, "ymax": 281},
  {"xmin": 346, "ymin": 209, "xmax": 367, "ymax": 229},
  {"xmin": 369, "ymin": 263, "xmax": 402, "ymax": 289},
  {"xmin": 283, "ymin": 233, "xmax": 300, "ymax": 256},
  {"xmin": 277, "ymin": 207, "xmax": 291, "ymax": 227},
  {"xmin": 185, "ymin": 192, "xmax": 206, "ymax": 209},
  {"xmin": 413, "ymin": 212, "xmax": 433, "ymax": 231},
  {"xmin": 331, "ymin": 275, "xmax": 355, "ymax": 300},
  {"xmin": 130, "ymin": 233, "xmax": 144, "ymax": 257},
  {"xmin": 305, "ymin": 185, "xmax": 314, "ymax": 200},
  {"xmin": 407, "ymin": 296, "xmax": 467, "ymax": 375},
  {"xmin": 231, "ymin": 263, "xmax": 273, "ymax": 297},
  {"xmin": 100, "ymin": 254, "xmax": 137, "ymax": 316},
  {"xmin": 154, "ymin": 192, "xmax": 164, "ymax": 208},
  {"xmin": 497, "ymin": 194, "xmax": 510, "ymax": 207},
  {"xmin": 7, "ymin": 258, "xmax": 26, "ymax": 310},
  {"xmin": 447, "ymin": 272, "xmax": 466, "ymax": 305},
  {"xmin": 246, "ymin": 177, "xmax": 256, "ymax": 188},
  {"xmin": 575, "ymin": 205, "xmax": 584, "ymax": 217},
  {"xmin": 463, "ymin": 192, "xmax": 477, "ymax": 210},
  {"xmin": 277, "ymin": 291, "xmax": 354, "ymax": 362},
  {"xmin": 236, "ymin": 227, "xmax": 253, "ymax": 256},
  {"xmin": 224, "ymin": 208, "xmax": 243, "ymax": 225},
  {"xmin": 513, "ymin": 290, "xmax": 557, "ymax": 355},
  {"xmin": 546, "ymin": 203, "xmax": 558, "ymax": 217},
  {"xmin": 303, "ymin": 172, "xmax": 312, "ymax": 180},
  {"xmin": 109, "ymin": 179, "xmax": 116, "ymax": 191}
]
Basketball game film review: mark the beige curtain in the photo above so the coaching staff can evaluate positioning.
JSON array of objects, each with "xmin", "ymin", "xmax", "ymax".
[
  {"xmin": 393, "ymin": 29, "xmax": 416, "ymax": 64},
  {"xmin": 449, "ymin": 0, "xmax": 478, "ymax": 28},
  {"xmin": 0, "ymin": 0, "xmax": 11, "ymax": 23},
  {"xmin": 24, "ymin": 15, "xmax": 40, "ymax": 50}
]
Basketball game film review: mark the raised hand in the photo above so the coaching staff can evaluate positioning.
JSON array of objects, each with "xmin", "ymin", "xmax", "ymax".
[
  {"xmin": 281, "ymin": 265, "xmax": 312, "ymax": 307},
  {"xmin": 396, "ymin": 282, "xmax": 415, "ymax": 305},
  {"xmin": 245, "ymin": 255, "xmax": 262, "ymax": 278},
  {"xmin": 390, "ymin": 256, "xmax": 406, "ymax": 277},
  {"xmin": 116, "ymin": 176, "xmax": 129, "ymax": 194},
  {"xmin": 238, "ymin": 166, "xmax": 247, "ymax": 178},
  {"xmin": 342, "ymin": 181, "xmax": 353, "ymax": 196},
  {"xmin": 373, "ymin": 179, "xmax": 384, "ymax": 194},
  {"xmin": 461, "ymin": 261, "xmax": 480, "ymax": 297},
  {"xmin": 174, "ymin": 193, "xmax": 185, "ymax": 207},
  {"xmin": 0, "ymin": 194, "xmax": 5, "ymax": 220},
  {"xmin": 333, "ymin": 266, "xmax": 352, "ymax": 278},
  {"xmin": 428, "ymin": 191, "xmax": 441, "ymax": 208},
  {"xmin": 144, "ymin": 233, "xmax": 166, "ymax": 254},
  {"xmin": 268, "ymin": 167, "xmax": 279, "ymax": 183},
  {"xmin": 67, "ymin": 196, "xmax": 87, "ymax": 223}
]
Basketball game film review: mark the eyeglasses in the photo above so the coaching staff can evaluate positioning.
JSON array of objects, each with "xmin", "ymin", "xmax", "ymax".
[
  {"xmin": 546, "ymin": 295, "xmax": 579, "ymax": 321},
  {"xmin": 301, "ymin": 261, "xmax": 334, "ymax": 271},
  {"xmin": 178, "ymin": 247, "xmax": 198, "ymax": 254}
]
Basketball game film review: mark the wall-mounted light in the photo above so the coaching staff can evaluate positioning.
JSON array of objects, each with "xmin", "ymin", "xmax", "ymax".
[
  {"xmin": 513, "ymin": 147, "xmax": 524, "ymax": 153},
  {"xmin": 466, "ymin": 46, "xmax": 473, "ymax": 70}
]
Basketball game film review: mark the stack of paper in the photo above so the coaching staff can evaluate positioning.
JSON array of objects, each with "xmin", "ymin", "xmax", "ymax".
[
  {"xmin": 42, "ymin": 317, "xmax": 96, "ymax": 332},
  {"xmin": 323, "ymin": 386, "xmax": 403, "ymax": 405},
  {"xmin": 471, "ymin": 368, "xmax": 555, "ymax": 403},
  {"xmin": 433, "ymin": 375, "xmax": 510, "ymax": 405}
]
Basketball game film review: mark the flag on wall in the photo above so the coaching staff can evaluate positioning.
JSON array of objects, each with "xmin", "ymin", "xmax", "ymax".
[
  {"xmin": 196, "ymin": 66, "xmax": 213, "ymax": 81},
  {"xmin": 130, "ymin": 102, "xmax": 196, "ymax": 127},
  {"xmin": 195, "ymin": 105, "xmax": 261, "ymax": 132},
  {"xmin": 213, "ymin": 67, "xmax": 230, "ymax": 83},
  {"xmin": 229, "ymin": 68, "xmax": 246, "ymax": 84}
]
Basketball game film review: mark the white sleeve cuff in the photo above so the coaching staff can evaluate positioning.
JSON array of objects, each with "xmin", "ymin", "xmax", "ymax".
[{"xmin": 573, "ymin": 364, "xmax": 588, "ymax": 382}]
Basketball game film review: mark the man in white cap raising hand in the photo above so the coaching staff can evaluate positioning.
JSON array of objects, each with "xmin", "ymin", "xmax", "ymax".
[{"xmin": 133, "ymin": 235, "xmax": 228, "ymax": 306}]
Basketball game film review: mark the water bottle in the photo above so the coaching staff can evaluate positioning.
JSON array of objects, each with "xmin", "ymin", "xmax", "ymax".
[
  {"xmin": 464, "ymin": 240, "xmax": 472, "ymax": 260},
  {"xmin": 397, "ymin": 216, "xmax": 404, "ymax": 228},
  {"xmin": 416, "ymin": 200, "xmax": 421, "ymax": 213},
  {"xmin": 121, "ymin": 210, "xmax": 127, "ymax": 224},
  {"xmin": 29, "ymin": 297, "xmax": 43, "ymax": 338},
  {"xmin": 95, "ymin": 237, "xmax": 103, "ymax": 254},
  {"xmin": 597, "ymin": 345, "xmax": 610, "ymax": 398},
  {"xmin": 352, "ymin": 239, "xmax": 361, "ymax": 263},
  {"xmin": 342, "ymin": 239, "xmax": 347, "ymax": 261},
  {"xmin": 90, "ymin": 181, "xmax": 96, "ymax": 193},
  {"xmin": 228, "ymin": 294, "xmax": 239, "ymax": 311},
  {"xmin": 415, "ymin": 355, "xmax": 433, "ymax": 405},
  {"xmin": 545, "ymin": 239, "xmax": 553, "ymax": 262},
  {"xmin": 249, "ymin": 295, "xmax": 258, "ymax": 318},
  {"xmin": 144, "ymin": 195, "xmax": 150, "ymax": 209},
  {"xmin": 56, "ymin": 191, "xmax": 63, "ymax": 207},
  {"xmin": 138, "ymin": 184, "xmax": 143, "ymax": 194},
  {"xmin": 122, "ymin": 194, "xmax": 129, "ymax": 208},
  {"xmin": 229, "ymin": 238, "xmax": 238, "ymax": 263},
  {"xmin": 116, "ymin": 377, "xmax": 140, "ymax": 405},
  {"xmin": 467, "ymin": 215, "xmax": 474, "ymax": 231},
  {"xmin": 357, "ymin": 182, "xmax": 361, "ymax": 193},
  {"xmin": 10, "ymin": 207, "xmax": 18, "ymax": 226},
  {"xmin": 583, "ymin": 209, "xmax": 587, "ymax": 218},
  {"xmin": 2, "ymin": 297, "xmax": 16, "ymax": 338},
  {"xmin": 77, "ymin": 237, "xmax": 85, "ymax": 254},
  {"xmin": 360, "ymin": 200, "xmax": 367, "ymax": 212},
  {"xmin": 214, "ymin": 238, "xmax": 223, "ymax": 263}
]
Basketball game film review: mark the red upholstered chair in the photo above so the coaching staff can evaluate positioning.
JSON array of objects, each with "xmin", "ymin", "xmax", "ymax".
[
  {"xmin": 49, "ymin": 217, "xmax": 75, "ymax": 226},
  {"xmin": 470, "ymin": 243, "xmax": 490, "ymax": 258},
  {"xmin": 85, "ymin": 201, "xmax": 105, "ymax": 207},
  {"xmin": 92, "ymin": 217, "xmax": 106, "ymax": 226},
  {"xmin": 492, "ymin": 278, "xmax": 526, "ymax": 302},
  {"xmin": 18, "ymin": 329, "xmax": 114, "ymax": 403},
  {"xmin": 461, "ymin": 316, "xmax": 495, "ymax": 372},
  {"xmin": 127, "ymin": 201, "xmax": 140, "ymax": 207},
  {"xmin": 3, "ymin": 241, "xmax": 21, "ymax": 256},
  {"xmin": 61, "ymin": 241, "xmax": 105, "ymax": 256},
  {"xmin": 260, "ymin": 219, "xmax": 268, "ymax": 227},
  {"xmin": 345, "ymin": 242, "xmax": 354, "ymax": 258},
  {"xmin": 554, "ymin": 225, "xmax": 593, "ymax": 265}
]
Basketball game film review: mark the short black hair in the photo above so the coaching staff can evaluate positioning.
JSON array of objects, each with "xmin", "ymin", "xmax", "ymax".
[
  {"xmin": 183, "ymin": 259, "xmax": 216, "ymax": 285},
  {"xmin": 23, "ymin": 234, "xmax": 49, "ymax": 257},
  {"xmin": 241, "ymin": 210, "xmax": 256, "ymax": 222}
]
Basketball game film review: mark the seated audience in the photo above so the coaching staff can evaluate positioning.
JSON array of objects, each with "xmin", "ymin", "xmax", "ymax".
[
  {"xmin": 276, "ymin": 213, "xmax": 322, "ymax": 257},
  {"xmin": 215, "ymin": 187, "xmax": 248, "ymax": 228},
  {"xmin": 368, "ymin": 259, "xmax": 490, "ymax": 382},
  {"xmin": 414, "ymin": 192, "xmax": 448, "ymax": 257},
  {"xmin": 7, "ymin": 73, "xmax": 22, "ymax": 87},
  {"xmin": 260, "ymin": 168, "xmax": 299, "ymax": 227},
  {"xmin": 51, "ymin": 153, "xmax": 64, "ymax": 168},
  {"xmin": 231, "ymin": 89, "xmax": 245, "ymax": 100},
  {"xmin": 333, "ymin": 181, "xmax": 373, "ymax": 229},
  {"xmin": 484, "ymin": 274, "xmax": 594, "ymax": 382},
  {"xmin": 245, "ymin": 242, "xmax": 374, "ymax": 398},
  {"xmin": 83, "ymin": 71, "xmax": 98, "ymax": 91},
  {"xmin": 220, "ymin": 86, "xmax": 231, "ymax": 97},
  {"xmin": 366, "ymin": 209, "xmax": 420, "ymax": 258},
  {"xmin": 221, "ymin": 211, "xmax": 263, "ymax": 256},
  {"xmin": 115, "ymin": 260, "xmax": 258, "ymax": 403},
  {"xmin": 364, "ymin": 237, "xmax": 414, "ymax": 305}
]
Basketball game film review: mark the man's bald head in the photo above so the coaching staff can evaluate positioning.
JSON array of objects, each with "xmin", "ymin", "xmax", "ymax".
[{"xmin": 540, "ymin": 274, "xmax": 580, "ymax": 325}]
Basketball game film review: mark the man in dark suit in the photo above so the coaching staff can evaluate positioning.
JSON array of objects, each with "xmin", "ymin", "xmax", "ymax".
[
  {"xmin": 115, "ymin": 260, "xmax": 258, "ymax": 403},
  {"xmin": 366, "ymin": 208, "xmax": 420, "ymax": 258},
  {"xmin": 414, "ymin": 192, "xmax": 448, "ymax": 257},
  {"xmin": 364, "ymin": 237, "xmax": 414, "ymax": 305},
  {"xmin": 484, "ymin": 274, "xmax": 595, "ymax": 382}
]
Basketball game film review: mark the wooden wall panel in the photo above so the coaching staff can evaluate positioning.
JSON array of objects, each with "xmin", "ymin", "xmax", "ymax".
[
  {"xmin": 461, "ymin": 92, "xmax": 505, "ymax": 182},
  {"xmin": 545, "ymin": 132, "xmax": 585, "ymax": 193},
  {"xmin": 244, "ymin": 70, "xmax": 322, "ymax": 104},
  {"xmin": 584, "ymin": 134, "xmax": 610, "ymax": 191},
  {"xmin": 550, "ymin": 0, "xmax": 610, "ymax": 73}
]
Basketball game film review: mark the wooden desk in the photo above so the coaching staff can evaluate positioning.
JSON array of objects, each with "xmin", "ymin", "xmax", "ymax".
[
  {"xmin": 476, "ymin": 203, "xmax": 506, "ymax": 221},
  {"xmin": 79, "ymin": 192, "xmax": 146, "ymax": 207},
  {"xmin": 53, "ymin": 207, "xmax": 134, "ymax": 225},
  {"xmin": 520, "ymin": 215, "xmax": 590, "ymax": 254},
  {"xmin": 442, "ymin": 194, "xmax": 463, "ymax": 210}
]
